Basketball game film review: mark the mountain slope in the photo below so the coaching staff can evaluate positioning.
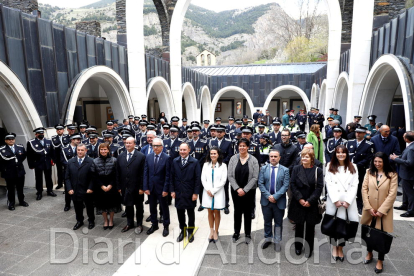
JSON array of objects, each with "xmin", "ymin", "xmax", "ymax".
[{"xmin": 81, "ymin": 0, "xmax": 116, "ymax": 9}]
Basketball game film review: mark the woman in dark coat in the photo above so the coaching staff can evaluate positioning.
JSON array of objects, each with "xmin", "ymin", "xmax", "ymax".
[
  {"xmin": 91, "ymin": 143, "xmax": 121, "ymax": 230},
  {"xmin": 288, "ymin": 148, "xmax": 323, "ymax": 258}
]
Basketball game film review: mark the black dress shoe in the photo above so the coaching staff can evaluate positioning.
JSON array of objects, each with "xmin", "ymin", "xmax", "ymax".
[
  {"xmin": 358, "ymin": 208, "xmax": 362, "ymax": 215},
  {"xmin": 64, "ymin": 205, "xmax": 71, "ymax": 212},
  {"xmin": 19, "ymin": 201, "xmax": 29, "ymax": 207},
  {"xmin": 73, "ymin": 221, "xmax": 84, "ymax": 230},
  {"xmin": 121, "ymin": 225, "xmax": 134, "ymax": 233},
  {"xmin": 332, "ymin": 255, "xmax": 338, "ymax": 262},
  {"xmin": 198, "ymin": 206, "xmax": 204, "ymax": 212},
  {"xmin": 159, "ymin": 215, "xmax": 164, "ymax": 224},
  {"xmin": 163, "ymin": 227, "xmax": 169, "ymax": 237},
  {"xmin": 232, "ymin": 233, "xmax": 240, "ymax": 243},
  {"xmin": 145, "ymin": 215, "xmax": 152, "ymax": 222},
  {"xmin": 338, "ymin": 256, "xmax": 344, "ymax": 262},
  {"xmin": 188, "ymin": 231, "xmax": 194, "ymax": 243},
  {"xmin": 245, "ymin": 234, "xmax": 251, "ymax": 244},
  {"xmin": 88, "ymin": 222, "xmax": 95, "ymax": 229},
  {"xmin": 375, "ymin": 262, "xmax": 383, "ymax": 274},
  {"xmin": 47, "ymin": 191, "xmax": 57, "ymax": 197},
  {"xmin": 394, "ymin": 205, "xmax": 408, "ymax": 211},
  {"xmin": 251, "ymin": 213, "xmax": 256, "ymax": 220},
  {"xmin": 397, "ymin": 191, "xmax": 403, "ymax": 196},
  {"xmin": 135, "ymin": 226, "xmax": 143, "ymax": 234},
  {"xmin": 224, "ymin": 207, "xmax": 230, "ymax": 215},
  {"xmin": 145, "ymin": 200, "xmax": 149, "ymax": 205},
  {"xmin": 121, "ymin": 211, "xmax": 127, "ymax": 217},
  {"xmin": 146, "ymin": 225, "xmax": 159, "ymax": 235},
  {"xmin": 295, "ymin": 249, "xmax": 302, "ymax": 255},
  {"xmin": 8, "ymin": 205, "xmax": 15, "ymax": 211},
  {"xmin": 400, "ymin": 212, "xmax": 414, "ymax": 217},
  {"xmin": 363, "ymin": 258, "xmax": 373, "ymax": 264},
  {"xmin": 305, "ymin": 252, "xmax": 313, "ymax": 258},
  {"xmin": 103, "ymin": 226, "xmax": 109, "ymax": 230},
  {"xmin": 36, "ymin": 194, "xmax": 42, "ymax": 201},
  {"xmin": 261, "ymin": 241, "xmax": 272, "ymax": 249},
  {"xmin": 55, "ymin": 184, "xmax": 63, "ymax": 190},
  {"xmin": 177, "ymin": 230, "xmax": 185, "ymax": 242}
]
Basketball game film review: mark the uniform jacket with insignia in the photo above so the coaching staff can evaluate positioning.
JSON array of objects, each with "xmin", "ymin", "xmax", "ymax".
[
  {"xmin": 26, "ymin": 138, "xmax": 54, "ymax": 170},
  {"xmin": 51, "ymin": 134, "xmax": 70, "ymax": 161},
  {"xmin": 0, "ymin": 144, "xmax": 26, "ymax": 178},
  {"xmin": 189, "ymin": 138, "xmax": 208, "ymax": 167},
  {"xmin": 347, "ymin": 139, "xmax": 374, "ymax": 168},
  {"xmin": 269, "ymin": 131, "xmax": 282, "ymax": 145},
  {"xmin": 164, "ymin": 138, "xmax": 184, "ymax": 160},
  {"xmin": 61, "ymin": 144, "xmax": 77, "ymax": 167},
  {"xmin": 325, "ymin": 137, "xmax": 348, "ymax": 163},
  {"xmin": 86, "ymin": 141, "xmax": 102, "ymax": 159}
]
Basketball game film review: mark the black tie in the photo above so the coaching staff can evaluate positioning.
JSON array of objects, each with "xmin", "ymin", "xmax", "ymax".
[
  {"xmin": 182, "ymin": 158, "xmax": 186, "ymax": 166},
  {"xmin": 154, "ymin": 155, "xmax": 159, "ymax": 172}
]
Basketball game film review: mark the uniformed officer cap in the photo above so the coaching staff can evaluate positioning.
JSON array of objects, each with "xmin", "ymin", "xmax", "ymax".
[
  {"xmin": 79, "ymin": 123, "xmax": 88, "ymax": 128},
  {"xmin": 243, "ymin": 115, "xmax": 249, "ymax": 119},
  {"xmin": 241, "ymin": 126, "xmax": 253, "ymax": 133},
  {"xmin": 139, "ymin": 120, "xmax": 148, "ymax": 126},
  {"xmin": 314, "ymin": 108, "xmax": 319, "ymax": 111},
  {"xmin": 190, "ymin": 121, "xmax": 199, "ymax": 126},
  {"xmin": 67, "ymin": 124, "xmax": 77, "ymax": 130},
  {"xmin": 106, "ymin": 120, "xmax": 114, "ymax": 126},
  {"xmin": 162, "ymin": 124, "xmax": 171, "ymax": 129},
  {"xmin": 103, "ymin": 132, "xmax": 114, "ymax": 138},
  {"xmin": 333, "ymin": 127, "xmax": 342, "ymax": 132},
  {"xmin": 128, "ymin": 115, "xmax": 134, "ymax": 119},
  {"xmin": 289, "ymin": 116, "xmax": 295, "ymax": 121},
  {"xmin": 120, "ymin": 129, "xmax": 133, "ymax": 135},
  {"xmin": 186, "ymin": 125, "xmax": 193, "ymax": 131},
  {"xmin": 228, "ymin": 116, "xmax": 235, "ymax": 121},
  {"xmin": 170, "ymin": 126, "xmax": 179, "ymax": 132},
  {"xmin": 300, "ymin": 109, "xmax": 305, "ymax": 112},
  {"xmin": 33, "ymin": 127, "xmax": 46, "ymax": 133},
  {"xmin": 203, "ymin": 120, "xmax": 210, "ymax": 124},
  {"xmin": 256, "ymin": 109, "xmax": 260, "ymax": 111},
  {"xmin": 191, "ymin": 125, "xmax": 201, "ymax": 131},
  {"xmin": 112, "ymin": 119, "xmax": 119, "ymax": 124},
  {"xmin": 54, "ymin": 124, "xmax": 65, "ymax": 130},
  {"xmin": 122, "ymin": 133, "xmax": 132, "ymax": 139},
  {"xmin": 150, "ymin": 118, "xmax": 156, "ymax": 122},
  {"xmin": 310, "ymin": 107, "xmax": 315, "ymax": 110},
  {"xmin": 235, "ymin": 119, "xmax": 243, "ymax": 124},
  {"xmin": 329, "ymin": 108, "xmax": 335, "ymax": 111},
  {"xmin": 248, "ymin": 118, "xmax": 253, "ymax": 122},
  {"xmin": 235, "ymin": 128, "xmax": 242, "ymax": 135},
  {"xmin": 182, "ymin": 118, "xmax": 188, "ymax": 122},
  {"xmin": 147, "ymin": 124, "xmax": 156, "ymax": 130},
  {"xmin": 333, "ymin": 108, "xmax": 339, "ymax": 112},
  {"xmin": 368, "ymin": 115, "xmax": 377, "ymax": 121},
  {"xmin": 215, "ymin": 117, "xmax": 222, "ymax": 121},
  {"xmin": 171, "ymin": 116, "xmax": 180, "ymax": 122},
  {"xmin": 356, "ymin": 127, "xmax": 368, "ymax": 133},
  {"xmin": 285, "ymin": 109, "xmax": 290, "ymax": 113},
  {"xmin": 70, "ymin": 133, "xmax": 82, "ymax": 140},
  {"xmin": 89, "ymin": 133, "xmax": 98, "ymax": 139},
  {"xmin": 134, "ymin": 116, "xmax": 140, "ymax": 121},
  {"xmin": 296, "ymin": 132, "xmax": 306, "ymax": 139},
  {"xmin": 327, "ymin": 117, "xmax": 334, "ymax": 121},
  {"xmin": 260, "ymin": 134, "xmax": 270, "ymax": 139},
  {"xmin": 215, "ymin": 125, "xmax": 225, "ymax": 131},
  {"xmin": 5, "ymin": 133, "xmax": 16, "ymax": 140},
  {"xmin": 210, "ymin": 125, "xmax": 217, "ymax": 130},
  {"xmin": 258, "ymin": 123, "xmax": 265, "ymax": 128},
  {"xmin": 141, "ymin": 114, "xmax": 147, "ymax": 118},
  {"xmin": 354, "ymin": 115, "xmax": 362, "ymax": 119},
  {"xmin": 87, "ymin": 126, "xmax": 97, "ymax": 131},
  {"xmin": 272, "ymin": 120, "xmax": 281, "ymax": 125}
]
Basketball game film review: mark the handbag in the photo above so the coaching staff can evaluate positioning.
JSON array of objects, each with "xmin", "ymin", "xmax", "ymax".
[
  {"xmin": 361, "ymin": 217, "xmax": 393, "ymax": 254},
  {"xmin": 315, "ymin": 168, "xmax": 326, "ymax": 214},
  {"xmin": 321, "ymin": 208, "xmax": 359, "ymax": 241}
]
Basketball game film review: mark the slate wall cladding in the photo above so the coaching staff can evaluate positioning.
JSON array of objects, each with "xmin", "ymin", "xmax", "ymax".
[
  {"xmin": 75, "ymin": 21, "xmax": 101, "ymax": 37},
  {"xmin": 1, "ymin": 0, "xmax": 37, "ymax": 14},
  {"xmin": 0, "ymin": 5, "xmax": 129, "ymax": 127}
]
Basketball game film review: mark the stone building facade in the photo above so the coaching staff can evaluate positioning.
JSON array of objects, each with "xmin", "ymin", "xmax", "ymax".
[
  {"xmin": 75, "ymin": 21, "xmax": 101, "ymax": 37},
  {"xmin": 0, "ymin": 0, "xmax": 37, "ymax": 13}
]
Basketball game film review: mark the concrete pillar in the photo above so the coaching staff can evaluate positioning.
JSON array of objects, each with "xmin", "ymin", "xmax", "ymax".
[
  {"xmin": 149, "ymin": 99, "xmax": 155, "ymax": 118},
  {"xmin": 347, "ymin": 0, "xmax": 375, "ymax": 123},
  {"xmin": 126, "ymin": 0, "xmax": 147, "ymax": 116}
]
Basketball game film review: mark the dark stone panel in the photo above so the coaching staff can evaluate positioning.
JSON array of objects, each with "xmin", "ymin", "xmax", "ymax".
[
  {"xmin": 378, "ymin": 27, "xmax": 384, "ymax": 58},
  {"xmin": 404, "ymin": 8, "xmax": 414, "ymax": 62},
  {"xmin": 27, "ymin": 70, "xmax": 46, "ymax": 117},
  {"xmin": 384, "ymin": 23, "xmax": 391, "ymax": 54},
  {"xmin": 86, "ymin": 35, "xmax": 96, "ymax": 67},
  {"xmin": 76, "ymin": 31, "xmax": 87, "ymax": 71},
  {"xmin": 111, "ymin": 43, "xmax": 119, "ymax": 74},
  {"xmin": 65, "ymin": 28, "xmax": 79, "ymax": 82},
  {"xmin": 38, "ymin": 19, "xmax": 57, "ymax": 94},
  {"xmin": 390, "ymin": 17, "xmax": 398, "ymax": 55},
  {"xmin": 0, "ymin": 7, "xmax": 8, "ymax": 63},
  {"xmin": 396, "ymin": 11, "xmax": 407, "ymax": 56},
  {"xmin": 118, "ymin": 45, "xmax": 126, "ymax": 85},
  {"xmin": 372, "ymin": 31, "xmax": 379, "ymax": 63},
  {"xmin": 45, "ymin": 92, "xmax": 60, "ymax": 126},
  {"xmin": 104, "ymin": 40, "xmax": 112, "ymax": 67},
  {"xmin": 52, "ymin": 23, "xmax": 69, "ymax": 112},
  {"xmin": 57, "ymin": 72, "xmax": 69, "ymax": 110},
  {"xmin": 2, "ymin": 7, "xmax": 27, "ymax": 88},
  {"xmin": 96, "ymin": 38, "xmax": 105, "ymax": 65},
  {"xmin": 21, "ymin": 13, "xmax": 41, "ymax": 70}
]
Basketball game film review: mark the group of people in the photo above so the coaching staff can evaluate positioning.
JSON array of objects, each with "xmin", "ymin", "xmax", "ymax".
[{"xmin": 1, "ymin": 108, "xmax": 413, "ymax": 274}]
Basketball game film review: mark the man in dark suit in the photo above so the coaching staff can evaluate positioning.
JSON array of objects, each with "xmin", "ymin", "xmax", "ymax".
[
  {"xmin": 0, "ymin": 133, "xmax": 28, "ymax": 210},
  {"xmin": 65, "ymin": 144, "xmax": 95, "ymax": 230},
  {"xmin": 171, "ymin": 142, "xmax": 201, "ymax": 243},
  {"xmin": 144, "ymin": 138, "xmax": 171, "ymax": 237},
  {"xmin": 27, "ymin": 127, "xmax": 57, "ymax": 200},
  {"xmin": 117, "ymin": 137, "xmax": 146, "ymax": 234},
  {"xmin": 371, "ymin": 125, "xmax": 400, "ymax": 166},
  {"xmin": 391, "ymin": 131, "xmax": 414, "ymax": 217}
]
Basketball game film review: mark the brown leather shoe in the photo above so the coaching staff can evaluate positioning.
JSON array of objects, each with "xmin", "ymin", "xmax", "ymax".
[{"xmin": 121, "ymin": 225, "xmax": 134, "ymax": 232}]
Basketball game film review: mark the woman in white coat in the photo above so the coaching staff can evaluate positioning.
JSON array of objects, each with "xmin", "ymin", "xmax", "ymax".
[
  {"xmin": 201, "ymin": 146, "xmax": 227, "ymax": 243},
  {"xmin": 325, "ymin": 145, "xmax": 359, "ymax": 262}
]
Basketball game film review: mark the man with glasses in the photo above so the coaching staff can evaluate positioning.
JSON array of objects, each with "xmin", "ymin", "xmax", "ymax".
[{"xmin": 273, "ymin": 129, "xmax": 299, "ymax": 176}]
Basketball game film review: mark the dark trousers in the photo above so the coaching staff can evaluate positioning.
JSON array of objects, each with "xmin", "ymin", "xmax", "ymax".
[
  {"xmin": 224, "ymin": 180, "xmax": 230, "ymax": 207},
  {"xmin": 401, "ymin": 179, "xmax": 414, "ymax": 213},
  {"xmin": 356, "ymin": 165, "xmax": 366, "ymax": 210},
  {"xmin": 295, "ymin": 222, "xmax": 316, "ymax": 253},
  {"xmin": 261, "ymin": 203, "xmax": 284, "ymax": 240},
  {"xmin": 126, "ymin": 194, "xmax": 144, "ymax": 227},
  {"xmin": 329, "ymin": 237, "xmax": 346, "ymax": 247},
  {"xmin": 199, "ymin": 184, "xmax": 204, "ymax": 205},
  {"xmin": 5, "ymin": 176, "xmax": 25, "ymax": 205},
  {"xmin": 299, "ymin": 123, "xmax": 305, "ymax": 132},
  {"xmin": 176, "ymin": 208, "xmax": 195, "ymax": 233},
  {"xmin": 367, "ymin": 246, "xmax": 385, "ymax": 261},
  {"xmin": 73, "ymin": 196, "xmax": 95, "ymax": 223},
  {"xmin": 55, "ymin": 160, "xmax": 64, "ymax": 186},
  {"xmin": 231, "ymin": 189, "xmax": 254, "ymax": 235},
  {"xmin": 62, "ymin": 167, "xmax": 71, "ymax": 207},
  {"xmin": 149, "ymin": 192, "xmax": 170, "ymax": 226},
  {"xmin": 34, "ymin": 168, "xmax": 53, "ymax": 194}
]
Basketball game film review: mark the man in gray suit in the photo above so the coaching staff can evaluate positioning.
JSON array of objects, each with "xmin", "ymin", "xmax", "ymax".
[
  {"xmin": 258, "ymin": 149, "xmax": 290, "ymax": 251},
  {"xmin": 391, "ymin": 131, "xmax": 414, "ymax": 217}
]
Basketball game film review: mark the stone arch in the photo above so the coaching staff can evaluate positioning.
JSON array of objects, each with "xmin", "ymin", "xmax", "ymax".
[
  {"xmin": 319, "ymin": 79, "xmax": 328, "ymax": 112},
  {"xmin": 359, "ymin": 55, "xmax": 414, "ymax": 130},
  {"xmin": 0, "ymin": 61, "xmax": 43, "ymax": 143},
  {"xmin": 211, "ymin": 86, "xmax": 255, "ymax": 122},
  {"xmin": 152, "ymin": 0, "xmax": 170, "ymax": 50},
  {"xmin": 332, "ymin": 72, "xmax": 349, "ymax": 124},
  {"xmin": 63, "ymin": 66, "xmax": 134, "ymax": 125},
  {"xmin": 263, "ymin": 85, "xmax": 311, "ymax": 112},
  {"xmin": 146, "ymin": 76, "xmax": 175, "ymax": 119},
  {"xmin": 198, "ymin": 85, "xmax": 212, "ymax": 122},
  {"xmin": 182, "ymin": 82, "xmax": 197, "ymax": 122}
]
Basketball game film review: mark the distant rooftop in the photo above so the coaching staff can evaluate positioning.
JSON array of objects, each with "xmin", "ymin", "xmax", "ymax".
[{"xmin": 190, "ymin": 62, "xmax": 327, "ymax": 76}]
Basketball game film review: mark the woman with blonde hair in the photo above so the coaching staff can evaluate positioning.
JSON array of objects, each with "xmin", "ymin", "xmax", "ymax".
[{"xmin": 307, "ymin": 124, "xmax": 324, "ymax": 163}]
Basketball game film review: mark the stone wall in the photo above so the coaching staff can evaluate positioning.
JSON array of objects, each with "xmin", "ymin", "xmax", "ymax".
[
  {"xmin": 76, "ymin": 21, "xmax": 101, "ymax": 37},
  {"xmin": 340, "ymin": 0, "xmax": 354, "ymax": 44},
  {"xmin": 374, "ymin": 0, "xmax": 406, "ymax": 18},
  {"xmin": 1, "ymin": 0, "xmax": 37, "ymax": 13},
  {"xmin": 116, "ymin": 0, "xmax": 127, "ymax": 46}
]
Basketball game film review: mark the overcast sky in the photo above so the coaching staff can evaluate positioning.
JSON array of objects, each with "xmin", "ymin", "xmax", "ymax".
[{"xmin": 38, "ymin": 0, "xmax": 327, "ymax": 18}]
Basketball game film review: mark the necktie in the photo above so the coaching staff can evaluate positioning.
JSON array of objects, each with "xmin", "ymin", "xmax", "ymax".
[
  {"xmin": 357, "ymin": 141, "xmax": 360, "ymax": 148},
  {"xmin": 218, "ymin": 140, "xmax": 222, "ymax": 147},
  {"xmin": 10, "ymin": 146, "xmax": 15, "ymax": 154},
  {"xmin": 127, "ymin": 152, "xmax": 132, "ymax": 162},
  {"xmin": 148, "ymin": 146, "xmax": 153, "ymax": 155},
  {"xmin": 92, "ymin": 145, "xmax": 95, "ymax": 151},
  {"xmin": 182, "ymin": 158, "xmax": 186, "ymax": 166},
  {"xmin": 270, "ymin": 166, "xmax": 276, "ymax": 194},
  {"xmin": 154, "ymin": 155, "xmax": 159, "ymax": 171},
  {"xmin": 40, "ymin": 140, "xmax": 44, "ymax": 147},
  {"xmin": 78, "ymin": 158, "xmax": 82, "ymax": 166}
]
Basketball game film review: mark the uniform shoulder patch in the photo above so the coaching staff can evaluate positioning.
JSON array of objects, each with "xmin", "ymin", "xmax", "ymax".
[
  {"xmin": 63, "ymin": 144, "xmax": 70, "ymax": 149},
  {"xmin": 348, "ymin": 139, "xmax": 356, "ymax": 142},
  {"xmin": 0, "ymin": 145, "xmax": 5, "ymax": 149},
  {"xmin": 366, "ymin": 141, "xmax": 374, "ymax": 145},
  {"xmin": 225, "ymin": 138, "xmax": 231, "ymax": 142},
  {"xmin": 16, "ymin": 144, "xmax": 24, "ymax": 147},
  {"xmin": 200, "ymin": 139, "xmax": 207, "ymax": 143}
]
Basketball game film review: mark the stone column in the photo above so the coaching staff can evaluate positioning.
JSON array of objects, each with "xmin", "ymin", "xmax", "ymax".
[
  {"xmin": 1, "ymin": 0, "xmax": 38, "ymax": 13},
  {"xmin": 116, "ymin": 0, "xmax": 127, "ymax": 46},
  {"xmin": 75, "ymin": 21, "xmax": 101, "ymax": 37},
  {"xmin": 149, "ymin": 99, "xmax": 155, "ymax": 118}
]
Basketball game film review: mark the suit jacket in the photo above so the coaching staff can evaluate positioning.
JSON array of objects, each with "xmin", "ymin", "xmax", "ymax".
[
  {"xmin": 189, "ymin": 138, "xmax": 208, "ymax": 167},
  {"xmin": 143, "ymin": 152, "xmax": 171, "ymax": 194},
  {"xmin": 86, "ymin": 142, "xmax": 101, "ymax": 159},
  {"xmin": 65, "ymin": 156, "xmax": 94, "ymax": 201},
  {"xmin": 371, "ymin": 134, "xmax": 400, "ymax": 157},
  {"xmin": 393, "ymin": 142, "xmax": 414, "ymax": 180},
  {"xmin": 26, "ymin": 138, "xmax": 54, "ymax": 170},
  {"xmin": 170, "ymin": 155, "xmax": 201, "ymax": 209},
  {"xmin": 116, "ymin": 150, "xmax": 146, "ymax": 206},
  {"xmin": 347, "ymin": 139, "xmax": 374, "ymax": 168},
  {"xmin": 258, "ymin": 163, "xmax": 290, "ymax": 209},
  {"xmin": 0, "ymin": 144, "xmax": 26, "ymax": 178}
]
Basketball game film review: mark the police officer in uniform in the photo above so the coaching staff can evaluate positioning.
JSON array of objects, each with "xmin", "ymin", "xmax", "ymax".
[
  {"xmin": 51, "ymin": 124, "xmax": 70, "ymax": 190},
  {"xmin": 286, "ymin": 116, "xmax": 300, "ymax": 141},
  {"xmin": 294, "ymin": 131, "xmax": 311, "ymax": 152},
  {"xmin": 313, "ymin": 108, "xmax": 325, "ymax": 129},
  {"xmin": 332, "ymin": 108, "xmax": 342, "ymax": 126},
  {"xmin": 347, "ymin": 127, "xmax": 375, "ymax": 214},
  {"xmin": 0, "ymin": 133, "xmax": 28, "ymax": 210},
  {"xmin": 180, "ymin": 118, "xmax": 188, "ymax": 138},
  {"xmin": 160, "ymin": 124, "xmax": 171, "ymax": 140},
  {"xmin": 200, "ymin": 120, "xmax": 210, "ymax": 139},
  {"xmin": 226, "ymin": 116, "xmax": 236, "ymax": 138},
  {"xmin": 364, "ymin": 115, "xmax": 377, "ymax": 139},
  {"xmin": 86, "ymin": 133, "xmax": 101, "ymax": 158},
  {"xmin": 102, "ymin": 120, "xmax": 118, "ymax": 137},
  {"xmin": 164, "ymin": 126, "xmax": 183, "ymax": 160},
  {"xmin": 103, "ymin": 132, "xmax": 120, "ymax": 158},
  {"xmin": 66, "ymin": 124, "xmax": 77, "ymax": 137},
  {"xmin": 324, "ymin": 127, "xmax": 348, "ymax": 163},
  {"xmin": 254, "ymin": 122, "xmax": 267, "ymax": 144},
  {"xmin": 269, "ymin": 120, "xmax": 282, "ymax": 145},
  {"xmin": 324, "ymin": 117, "xmax": 335, "ymax": 143},
  {"xmin": 346, "ymin": 115, "xmax": 362, "ymax": 135},
  {"xmin": 170, "ymin": 116, "xmax": 182, "ymax": 137},
  {"xmin": 296, "ymin": 109, "xmax": 307, "ymax": 132},
  {"xmin": 307, "ymin": 107, "xmax": 315, "ymax": 127},
  {"xmin": 258, "ymin": 133, "xmax": 273, "ymax": 166},
  {"xmin": 135, "ymin": 120, "xmax": 148, "ymax": 146},
  {"xmin": 27, "ymin": 127, "xmax": 57, "ymax": 200}
]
